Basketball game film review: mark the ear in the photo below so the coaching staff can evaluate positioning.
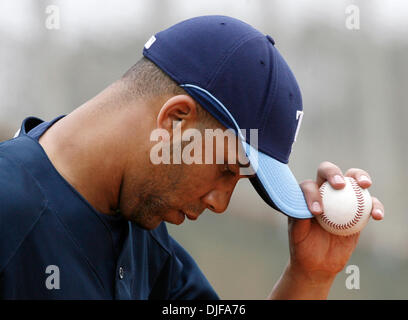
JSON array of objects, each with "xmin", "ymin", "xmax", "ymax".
[{"xmin": 156, "ymin": 95, "xmax": 198, "ymax": 133}]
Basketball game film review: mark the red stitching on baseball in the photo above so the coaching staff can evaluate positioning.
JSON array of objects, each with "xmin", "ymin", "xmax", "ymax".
[{"xmin": 319, "ymin": 179, "xmax": 365, "ymax": 231}]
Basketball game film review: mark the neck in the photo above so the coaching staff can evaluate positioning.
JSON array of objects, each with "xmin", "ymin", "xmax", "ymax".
[{"xmin": 38, "ymin": 100, "xmax": 142, "ymax": 215}]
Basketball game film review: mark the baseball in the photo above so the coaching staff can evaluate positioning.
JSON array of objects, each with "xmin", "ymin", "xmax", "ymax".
[{"xmin": 316, "ymin": 177, "xmax": 372, "ymax": 236}]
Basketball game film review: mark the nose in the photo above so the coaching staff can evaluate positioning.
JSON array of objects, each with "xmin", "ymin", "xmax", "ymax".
[{"xmin": 201, "ymin": 187, "xmax": 234, "ymax": 214}]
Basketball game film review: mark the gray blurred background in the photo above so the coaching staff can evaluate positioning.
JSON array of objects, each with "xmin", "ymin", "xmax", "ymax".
[{"xmin": 1, "ymin": 0, "xmax": 407, "ymax": 299}]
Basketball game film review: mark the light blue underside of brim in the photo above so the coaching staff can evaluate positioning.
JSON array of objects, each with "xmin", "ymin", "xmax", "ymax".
[{"xmin": 243, "ymin": 142, "xmax": 313, "ymax": 219}]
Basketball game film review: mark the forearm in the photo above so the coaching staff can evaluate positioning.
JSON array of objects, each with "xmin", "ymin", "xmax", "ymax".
[{"xmin": 267, "ymin": 261, "xmax": 336, "ymax": 300}]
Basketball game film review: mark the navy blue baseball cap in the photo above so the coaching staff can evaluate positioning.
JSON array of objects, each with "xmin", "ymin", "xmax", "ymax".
[{"xmin": 143, "ymin": 15, "xmax": 312, "ymax": 219}]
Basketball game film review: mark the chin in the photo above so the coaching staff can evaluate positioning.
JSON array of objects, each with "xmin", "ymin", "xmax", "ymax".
[
  {"xmin": 164, "ymin": 210, "xmax": 186, "ymax": 225},
  {"xmin": 131, "ymin": 216, "xmax": 163, "ymax": 230}
]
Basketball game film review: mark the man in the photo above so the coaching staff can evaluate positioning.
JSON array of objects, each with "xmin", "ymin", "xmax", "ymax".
[{"xmin": 0, "ymin": 15, "xmax": 384, "ymax": 299}]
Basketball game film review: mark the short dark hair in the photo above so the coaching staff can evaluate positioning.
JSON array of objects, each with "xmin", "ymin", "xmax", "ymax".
[
  {"xmin": 121, "ymin": 57, "xmax": 219, "ymax": 128},
  {"xmin": 121, "ymin": 57, "xmax": 186, "ymax": 98}
]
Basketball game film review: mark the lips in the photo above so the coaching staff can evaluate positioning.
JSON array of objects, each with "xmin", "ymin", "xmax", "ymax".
[
  {"xmin": 180, "ymin": 210, "xmax": 198, "ymax": 221},
  {"xmin": 174, "ymin": 210, "xmax": 185, "ymax": 224}
]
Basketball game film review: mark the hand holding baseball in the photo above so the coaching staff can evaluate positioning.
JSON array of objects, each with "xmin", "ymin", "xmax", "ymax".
[{"xmin": 286, "ymin": 161, "xmax": 384, "ymax": 283}]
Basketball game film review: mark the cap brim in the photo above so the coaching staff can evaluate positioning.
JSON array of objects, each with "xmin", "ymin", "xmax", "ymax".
[{"xmin": 243, "ymin": 142, "xmax": 313, "ymax": 219}]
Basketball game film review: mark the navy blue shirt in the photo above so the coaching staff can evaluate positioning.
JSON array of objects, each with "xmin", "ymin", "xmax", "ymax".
[{"xmin": 0, "ymin": 116, "xmax": 219, "ymax": 299}]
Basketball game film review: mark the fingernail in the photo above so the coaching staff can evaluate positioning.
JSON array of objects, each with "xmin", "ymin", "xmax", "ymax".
[
  {"xmin": 359, "ymin": 175, "xmax": 371, "ymax": 183},
  {"xmin": 312, "ymin": 201, "xmax": 321, "ymax": 213},
  {"xmin": 374, "ymin": 208, "xmax": 384, "ymax": 218},
  {"xmin": 333, "ymin": 175, "xmax": 345, "ymax": 184}
]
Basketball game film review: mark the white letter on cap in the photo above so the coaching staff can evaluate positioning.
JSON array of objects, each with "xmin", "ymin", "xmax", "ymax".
[{"xmin": 294, "ymin": 110, "xmax": 304, "ymax": 142}]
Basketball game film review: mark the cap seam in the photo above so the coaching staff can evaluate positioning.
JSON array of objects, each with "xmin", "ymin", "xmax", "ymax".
[
  {"xmin": 256, "ymin": 41, "xmax": 276, "ymax": 133},
  {"xmin": 206, "ymin": 32, "xmax": 265, "ymax": 90},
  {"xmin": 259, "ymin": 45, "xmax": 279, "ymax": 135}
]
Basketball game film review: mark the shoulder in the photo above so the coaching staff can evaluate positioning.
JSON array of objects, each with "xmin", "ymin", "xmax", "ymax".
[
  {"xmin": 0, "ymin": 152, "xmax": 47, "ymax": 272},
  {"xmin": 0, "ymin": 151, "xmax": 47, "ymax": 215}
]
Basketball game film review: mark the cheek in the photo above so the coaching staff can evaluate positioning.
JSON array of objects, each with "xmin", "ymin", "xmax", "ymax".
[{"xmin": 180, "ymin": 165, "xmax": 219, "ymax": 193}]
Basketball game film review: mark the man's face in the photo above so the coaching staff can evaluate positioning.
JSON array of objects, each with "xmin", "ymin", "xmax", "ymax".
[{"xmin": 119, "ymin": 125, "xmax": 251, "ymax": 230}]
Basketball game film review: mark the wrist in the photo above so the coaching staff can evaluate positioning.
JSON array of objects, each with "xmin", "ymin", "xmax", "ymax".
[
  {"xmin": 286, "ymin": 261, "xmax": 337, "ymax": 287},
  {"xmin": 268, "ymin": 261, "xmax": 337, "ymax": 300}
]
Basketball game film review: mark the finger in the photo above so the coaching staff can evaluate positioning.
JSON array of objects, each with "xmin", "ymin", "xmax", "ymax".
[
  {"xmin": 316, "ymin": 161, "xmax": 345, "ymax": 190},
  {"xmin": 345, "ymin": 168, "xmax": 372, "ymax": 189},
  {"xmin": 370, "ymin": 196, "xmax": 384, "ymax": 220},
  {"xmin": 299, "ymin": 180, "xmax": 323, "ymax": 216}
]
